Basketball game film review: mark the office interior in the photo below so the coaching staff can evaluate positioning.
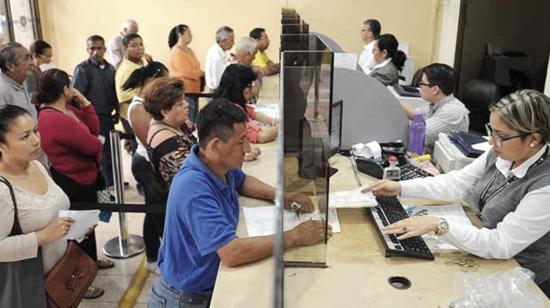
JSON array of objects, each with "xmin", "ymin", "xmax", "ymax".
[{"xmin": 2, "ymin": 0, "xmax": 550, "ymax": 307}]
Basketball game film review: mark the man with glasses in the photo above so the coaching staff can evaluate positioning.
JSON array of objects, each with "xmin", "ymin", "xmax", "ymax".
[
  {"xmin": 402, "ymin": 63, "xmax": 469, "ymax": 154},
  {"xmin": 358, "ymin": 19, "xmax": 381, "ymax": 75}
]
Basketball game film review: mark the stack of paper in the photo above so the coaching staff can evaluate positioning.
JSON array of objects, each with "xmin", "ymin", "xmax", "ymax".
[
  {"xmin": 242, "ymin": 206, "xmax": 340, "ymax": 237},
  {"xmin": 329, "ymin": 186, "xmax": 377, "ymax": 208},
  {"xmin": 59, "ymin": 210, "xmax": 100, "ymax": 240}
]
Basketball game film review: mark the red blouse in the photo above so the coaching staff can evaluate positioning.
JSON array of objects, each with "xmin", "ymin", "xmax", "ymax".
[{"xmin": 38, "ymin": 104, "xmax": 102, "ymax": 185}]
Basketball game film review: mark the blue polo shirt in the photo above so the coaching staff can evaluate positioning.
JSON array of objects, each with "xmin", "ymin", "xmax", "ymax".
[{"xmin": 158, "ymin": 145, "xmax": 246, "ymax": 292}]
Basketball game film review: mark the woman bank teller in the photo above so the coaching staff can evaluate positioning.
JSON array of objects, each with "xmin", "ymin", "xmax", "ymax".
[{"xmin": 364, "ymin": 89, "xmax": 550, "ymax": 297}]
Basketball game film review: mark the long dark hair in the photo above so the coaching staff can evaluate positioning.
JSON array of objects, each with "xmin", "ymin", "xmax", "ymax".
[
  {"xmin": 121, "ymin": 61, "xmax": 168, "ymax": 91},
  {"xmin": 377, "ymin": 34, "xmax": 407, "ymax": 71},
  {"xmin": 0, "ymin": 105, "xmax": 31, "ymax": 159},
  {"xmin": 213, "ymin": 64, "xmax": 257, "ymax": 109},
  {"xmin": 168, "ymin": 24, "xmax": 189, "ymax": 49},
  {"xmin": 36, "ymin": 69, "xmax": 70, "ymax": 104}
]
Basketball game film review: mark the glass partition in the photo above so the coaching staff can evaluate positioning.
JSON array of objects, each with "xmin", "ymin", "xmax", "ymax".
[{"xmin": 279, "ymin": 42, "xmax": 334, "ymax": 270}]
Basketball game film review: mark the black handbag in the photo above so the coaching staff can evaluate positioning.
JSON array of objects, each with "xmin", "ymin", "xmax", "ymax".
[{"xmin": 0, "ymin": 176, "xmax": 48, "ymax": 308}]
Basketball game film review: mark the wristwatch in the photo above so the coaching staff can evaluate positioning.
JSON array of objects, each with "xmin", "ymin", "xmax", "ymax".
[{"xmin": 434, "ymin": 218, "xmax": 449, "ymax": 236}]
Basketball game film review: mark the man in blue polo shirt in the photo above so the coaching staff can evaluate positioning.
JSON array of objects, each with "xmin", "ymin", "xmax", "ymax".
[{"xmin": 150, "ymin": 99, "xmax": 331, "ymax": 307}]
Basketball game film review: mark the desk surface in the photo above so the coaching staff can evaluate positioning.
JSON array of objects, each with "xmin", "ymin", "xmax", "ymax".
[{"xmin": 210, "ymin": 76, "xmax": 550, "ymax": 308}]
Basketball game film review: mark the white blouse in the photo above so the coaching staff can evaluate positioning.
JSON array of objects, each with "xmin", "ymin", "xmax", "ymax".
[
  {"xmin": 400, "ymin": 145, "xmax": 550, "ymax": 259},
  {"xmin": 0, "ymin": 161, "xmax": 70, "ymax": 273}
]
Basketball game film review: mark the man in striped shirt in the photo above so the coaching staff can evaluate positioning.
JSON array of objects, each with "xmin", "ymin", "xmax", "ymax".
[{"xmin": 402, "ymin": 63, "xmax": 470, "ymax": 154}]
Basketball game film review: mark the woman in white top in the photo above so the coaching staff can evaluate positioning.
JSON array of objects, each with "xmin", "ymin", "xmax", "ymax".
[
  {"xmin": 124, "ymin": 61, "xmax": 169, "ymax": 274},
  {"xmin": 369, "ymin": 33, "xmax": 406, "ymax": 86},
  {"xmin": 0, "ymin": 105, "xmax": 74, "ymax": 301},
  {"xmin": 364, "ymin": 90, "xmax": 550, "ymax": 297}
]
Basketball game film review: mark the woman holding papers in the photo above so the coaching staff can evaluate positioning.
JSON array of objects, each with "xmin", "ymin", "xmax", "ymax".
[
  {"xmin": 364, "ymin": 90, "xmax": 550, "ymax": 297},
  {"xmin": 0, "ymin": 105, "xmax": 73, "ymax": 303}
]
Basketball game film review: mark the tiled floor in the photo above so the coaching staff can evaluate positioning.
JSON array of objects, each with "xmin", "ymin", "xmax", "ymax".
[{"xmin": 79, "ymin": 148, "xmax": 159, "ymax": 307}]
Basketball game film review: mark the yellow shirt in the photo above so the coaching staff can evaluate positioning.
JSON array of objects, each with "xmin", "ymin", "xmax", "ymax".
[
  {"xmin": 115, "ymin": 57, "xmax": 147, "ymax": 119},
  {"xmin": 252, "ymin": 51, "xmax": 270, "ymax": 68}
]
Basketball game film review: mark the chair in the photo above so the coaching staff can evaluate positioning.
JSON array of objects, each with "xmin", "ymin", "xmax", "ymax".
[{"xmin": 461, "ymin": 79, "xmax": 500, "ymax": 134}]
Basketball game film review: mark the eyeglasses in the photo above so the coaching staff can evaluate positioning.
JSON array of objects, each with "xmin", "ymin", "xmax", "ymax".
[
  {"xmin": 485, "ymin": 123, "xmax": 528, "ymax": 148},
  {"xmin": 417, "ymin": 82, "xmax": 434, "ymax": 87}
]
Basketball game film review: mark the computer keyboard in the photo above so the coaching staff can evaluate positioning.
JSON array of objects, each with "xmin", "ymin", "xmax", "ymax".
[
  {"xmin": 400, "ymin": 164, "xmax": 433, "ymax": 180},
  {"xmin": 368, "ymin": 196, "xmax": 434, "ymax": 260}
]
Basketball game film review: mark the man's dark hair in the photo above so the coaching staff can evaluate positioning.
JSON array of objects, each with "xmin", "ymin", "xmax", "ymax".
[
  {"xmin": 249, "ymin": 27, "xmax": 265, "ymax": 40},
  {"xmin": 422, "ymin": 63, "xmax": 456, "ymax": 96},
  {"xmin": 0, "ymin": 42, "xmax": 24, "ymax": 71},
  {"xmin": 364, "ymin": 19, "xmax": 381, "ymax": 38},
  {"xmin": 122, "ymin": 33, "xmax": 142, "ymax": 48},
  {"xmin": 196, "ymin": 98, "xmax": 247, "ymax": 149},
  {"xmin": 29, "ymin": 40, "xmax": 51, "ymax": 56},
  {"xmin": 87, "ymin": 35, "xmax": 105, "ymax": 44}
]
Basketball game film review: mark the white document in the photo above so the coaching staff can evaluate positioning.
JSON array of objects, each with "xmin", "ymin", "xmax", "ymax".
[
  {"xmin": 472, "ymin": 141, "xmax": 491, "ymax": 152},
  {"xmin": 59, "ymin": 210, "xmax": 100, "ymax": 240},
  {"xmin": 252, "ymin": 104, "xmax": 279, "ymax": 120},
  {"xmin": 402, "ymin": 204, "xmax": 472, "ymax": 250},
  {"xmin": 329, "ymin": 186, "xmax": 377, "ymax": 208},
  {"xmin": 334, "ymin": 53, "xmax": 358, "ymax": 70},
  {"xmin": 243, "ymin": 206, "xmax": 340, "ymax": 237}
]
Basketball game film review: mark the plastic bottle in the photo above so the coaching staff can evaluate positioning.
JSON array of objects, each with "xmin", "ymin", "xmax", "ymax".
[
  {"xmin": 383, "ymin": 155, "xmax": 401, "ymax": 181},
  {"xmin": 408, "ymin": 111, "xmax": 426, "ymax": 155}
]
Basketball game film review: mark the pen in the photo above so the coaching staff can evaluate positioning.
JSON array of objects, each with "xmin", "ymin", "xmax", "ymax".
[{"xmin": 290, "ymin": 202, "xmax": 302, "ymax": 219}]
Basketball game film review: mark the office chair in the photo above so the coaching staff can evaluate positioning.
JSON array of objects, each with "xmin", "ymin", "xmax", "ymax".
[{"xmin": 462, "ymin": 79, "xmax": 500, "ymax": 134}]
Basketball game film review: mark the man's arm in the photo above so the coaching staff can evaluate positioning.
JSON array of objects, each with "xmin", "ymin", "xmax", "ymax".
[
  {"xmin": 239, "ymin": 175, "xmax": 275, "ymax": 201},
  {"xmin": 401, "ymin": 103, "xmax": 416, "ymax": 120},
  {"xmin": 217, "ymin": 220, "xmax": 328, "ymax": 267},
  {"xmin": 239, "ymin": 175, "xmax": 315, "ymax": 212}
]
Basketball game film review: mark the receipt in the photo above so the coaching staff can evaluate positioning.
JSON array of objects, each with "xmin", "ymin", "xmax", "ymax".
[{"xmin": 59, "ymin": 210, "xmax": 100, "ymax": 240}]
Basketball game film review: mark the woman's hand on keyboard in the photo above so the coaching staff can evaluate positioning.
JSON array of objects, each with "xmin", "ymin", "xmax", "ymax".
[
  {"xmin": 362, "ymin": 180, "xmax": 401, "ymax": 197},
  {"xmin": 383, "ymin": 216, "xmax": 439, "ymax": 240}
]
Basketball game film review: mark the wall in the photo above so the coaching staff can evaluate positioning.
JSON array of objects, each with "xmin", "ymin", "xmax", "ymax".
[
  {"xmin": 38, "ymin": 0, "xmax": 440, "ymax": 74},
  {"xmin": 286, "ymin": 0, "xmax": 439, "ymax": 69},
  {"xmin": 433, "ymin": 0, "xmax": 461, "ymax": 65}
]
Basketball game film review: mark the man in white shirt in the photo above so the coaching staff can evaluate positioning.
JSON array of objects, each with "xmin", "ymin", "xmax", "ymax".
[
  {"xmin": 358, "ymin": 19, "xmax": 381, "ymax": 75},
  {"xmin": 107, "ymin": 19, "xmax": 139, "ymax": 68},
  {"xmin": 205, "ymin": 26, "xmax": 235, "ymax": 91},
  {"xmin": 401, "ymin": 63, "xmax": 470, "ymax": 154}
]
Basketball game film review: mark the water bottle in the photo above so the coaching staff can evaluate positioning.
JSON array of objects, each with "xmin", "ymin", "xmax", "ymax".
[
  {"xmin": 408, "ymin": 111, "xmax": 426, "ymax": 155},
  {"xmin": 383, "ymin": 155, "xmax": 401, "ymax": 180}
]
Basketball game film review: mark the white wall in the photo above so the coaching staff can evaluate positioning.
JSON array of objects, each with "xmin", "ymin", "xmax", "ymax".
[{"xmin": 434, "ymin": 0, "xmax": 461, "ymax": 66}]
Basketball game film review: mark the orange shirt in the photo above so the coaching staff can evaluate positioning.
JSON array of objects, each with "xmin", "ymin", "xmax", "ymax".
[{"xmin": 169, "ymin": 46, "xmax": 203, "ymax": 93}]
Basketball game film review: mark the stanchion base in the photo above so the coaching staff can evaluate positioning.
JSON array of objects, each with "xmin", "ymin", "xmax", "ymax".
[{"xmin": 102, "ymin": 234, "xmax": 145, "ymax": 259}]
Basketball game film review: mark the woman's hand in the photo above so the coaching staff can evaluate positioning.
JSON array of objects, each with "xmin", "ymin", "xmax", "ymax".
[
  {"xmin": 71, "ymin": 88, "xmax": 91, "ymax": 107},
  {"xmin": 244, "ymin": 146, "xmax": 262, "ymax": 161},
  {"xmin": 383, "ymin": 216, "xmax": 439, "ymax": 240},
  {"xmin": 362, "ymin": 180, "xmax": 401, "ymax": 197},
  {"xmin": 36, "ymin": 217, "xmax": 75, "ymax": 246}
]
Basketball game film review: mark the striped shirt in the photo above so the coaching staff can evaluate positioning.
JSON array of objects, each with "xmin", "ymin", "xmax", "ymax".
[{"xmin": 424, "ymin": 94, "xmax": 469, "ymax": 153}]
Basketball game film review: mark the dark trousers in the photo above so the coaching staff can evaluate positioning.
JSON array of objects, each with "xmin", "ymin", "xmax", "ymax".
[
  {"xmin": 131, "ymin": 152, "xmax": 162, "ymax": 262},
  {"xmin": 540, "ymin": 278, "xmax": 550, "ymax": 299},
  {"xmin": 50, "ymin": 167, "xmax": 99, "ymax": 261},
  {"xmin": 98, "ymin": 114, "xmax": 115, "ymax": 187}
]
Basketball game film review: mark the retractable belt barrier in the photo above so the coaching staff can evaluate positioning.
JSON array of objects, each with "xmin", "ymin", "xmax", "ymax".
[
  {"xmin": 101, "ymin": 130, "xmax": 145, "ymax": 259},
  {"xmin": 70, "ymin": 201, "xmax": 165, "ymax": 214}
]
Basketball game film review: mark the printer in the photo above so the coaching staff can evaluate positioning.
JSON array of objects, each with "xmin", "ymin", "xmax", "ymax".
[{"xmin": 433, "ymin": 132, "xmax": 488, "ymax": 173}]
